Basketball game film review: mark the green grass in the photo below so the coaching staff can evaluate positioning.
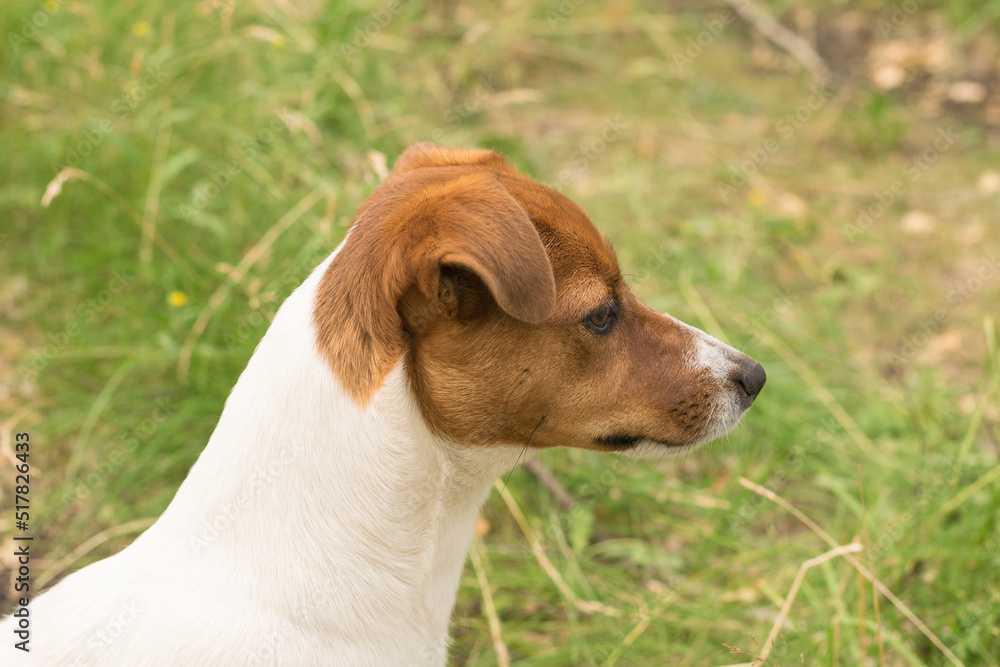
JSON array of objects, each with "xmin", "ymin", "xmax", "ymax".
[{"xmin": 2, "ymin": 0, "xmax": 999, "ymax": 665}]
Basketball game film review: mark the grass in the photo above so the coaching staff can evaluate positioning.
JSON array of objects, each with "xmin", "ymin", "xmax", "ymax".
[{"xmin": 2, "ymin": 0, "xmax": 999, "ymax": 664}]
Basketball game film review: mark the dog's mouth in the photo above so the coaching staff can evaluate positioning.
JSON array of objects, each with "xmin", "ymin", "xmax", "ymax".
[
  {"xmin": 594, "ymin": 360, "xmax": 765, "ymax": 453},
  {"xmin": 594, "ymin": 433, "xmax": 684, "ymax": 450},
  {"xmin": 594, "ymin": 396, "xmax": 758, "ymax": 451}
]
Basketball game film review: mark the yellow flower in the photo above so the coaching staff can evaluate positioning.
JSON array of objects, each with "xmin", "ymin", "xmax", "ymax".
[
  {"xmin": 43, "ymin": 0, "xmax": 61, "ymax": 13},
  {"xmin": 747, "ymin": 189, "xmax": 767, "ymax": 207},
  {"xmin": 168, "ymin": 291, "xmax": 187, "ymax": 308},
  {"xmin": 270, "ymin": 33, "xmax": 287, "ymax": 49},
  {"xmin": 132, "ymin": 21, "xmax": 152, "ymax": 37}
]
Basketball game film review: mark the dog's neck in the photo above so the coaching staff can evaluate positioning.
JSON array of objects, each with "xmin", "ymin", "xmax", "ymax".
[{"xmin": 142, "ymin": 255, "xmax": 523, "ymax": 661}]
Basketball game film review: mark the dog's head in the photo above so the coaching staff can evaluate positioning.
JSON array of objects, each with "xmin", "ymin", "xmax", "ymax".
[{"xmin": 314, "ymin": 143, "xmax": 764, "ymax": 453}]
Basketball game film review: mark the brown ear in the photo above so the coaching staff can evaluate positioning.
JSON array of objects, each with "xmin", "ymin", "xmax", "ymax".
[
  {"xmin": 392, "ymin": 143, "xmax": 516, "ymax": 176},
  {"xmin": 314, "ymin": 171, "xmax": 556, "ymax": 404}
]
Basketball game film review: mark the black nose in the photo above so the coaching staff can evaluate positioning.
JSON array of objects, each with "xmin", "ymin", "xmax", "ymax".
[{"xmin": 737, "ymin": 359, "xmax": 766, "ymax": 400}]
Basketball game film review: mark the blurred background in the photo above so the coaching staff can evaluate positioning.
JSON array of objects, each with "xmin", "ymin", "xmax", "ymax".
[{"xmin": 1, "ymin": 0, "xmax": 999, "ymax": 664}]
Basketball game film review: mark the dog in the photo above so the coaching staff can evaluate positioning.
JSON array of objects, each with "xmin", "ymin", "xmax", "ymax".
[{"xmin": 1, "ymin": 143, "xmax": 764, "ymax": 665}]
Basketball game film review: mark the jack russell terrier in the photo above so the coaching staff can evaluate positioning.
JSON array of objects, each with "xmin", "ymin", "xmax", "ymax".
[{"xmin": 2, "ymin": 143, "xmax": 764, "ymax": 665}]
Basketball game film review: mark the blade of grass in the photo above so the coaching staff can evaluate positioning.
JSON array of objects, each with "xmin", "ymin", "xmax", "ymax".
[
  {"xmin": 140, "ymin": 122, "xmax": 173, "ymax": 268},
  {"xmin": 65, "ymin": 357, "xmax": 138, "ymax": 481},
  {"xmin": 984, "ymin": 316, "xmax": 997, "ymax": 370},
  {"xmin": 930, "ymin": 460, "xmax": 1000, "ymax": 525},
  {"xmin": 756, "ymin": 543, "xmax": 863, "ymax": 665},
  {"xmin": 602, "ymin": 599, "xmax": 658, "ymax": 667},
  {"xmin": 494, "ymin": 479, "xmax": 620, "ymax": 618},
  {"xmin": 856, "ymin": 560, "xmax": 868, "ymax": 665},
  {"xmin": 858, "ymin": 467, "xmax": 885, "ymax": 667},
  {"xmin": 678, "ymin": 268, "xmax": 729, "ymax": 344},
  {"xmin": 738, "ymin": 476, "xmax": 965, "ymax": 667},
  {"xmin": 949, "ymin": 372, "xmax": 1000, "ymax": 488},
  {"xmin": 469, "ymin": 537, "xmax": 511, "ymax": 667}
]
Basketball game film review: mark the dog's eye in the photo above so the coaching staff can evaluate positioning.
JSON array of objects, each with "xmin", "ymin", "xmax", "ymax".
[{"xmin": 584, "ymin": 307, "xmax": 615, "ymax": 334}]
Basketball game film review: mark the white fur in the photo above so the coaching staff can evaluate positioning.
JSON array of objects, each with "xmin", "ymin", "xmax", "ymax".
[
  {"xmin": 674, "ymin": 315, "xmax": 747, "ymax": 428},
  {"xmin": 685, "ymin": 324, "xmax": 750, "ymax": 442},
  {"xmin": 691, "ymin": 332, "xmax": 733, "ymax": 384},
  {"xmin": 1, "ymin": 245, "xmax": 523, "ymax": 666}
]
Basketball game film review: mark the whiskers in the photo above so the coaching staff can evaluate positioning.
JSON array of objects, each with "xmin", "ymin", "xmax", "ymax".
[{"xmin": 491, "ymin": 415, "xmax": 547, "ymax": 510}]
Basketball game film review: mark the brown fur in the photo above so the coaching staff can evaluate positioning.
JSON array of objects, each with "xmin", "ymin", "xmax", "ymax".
[{"xmin": 314, "ymin": 143, "xmax": 722, "ymax": 451}]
